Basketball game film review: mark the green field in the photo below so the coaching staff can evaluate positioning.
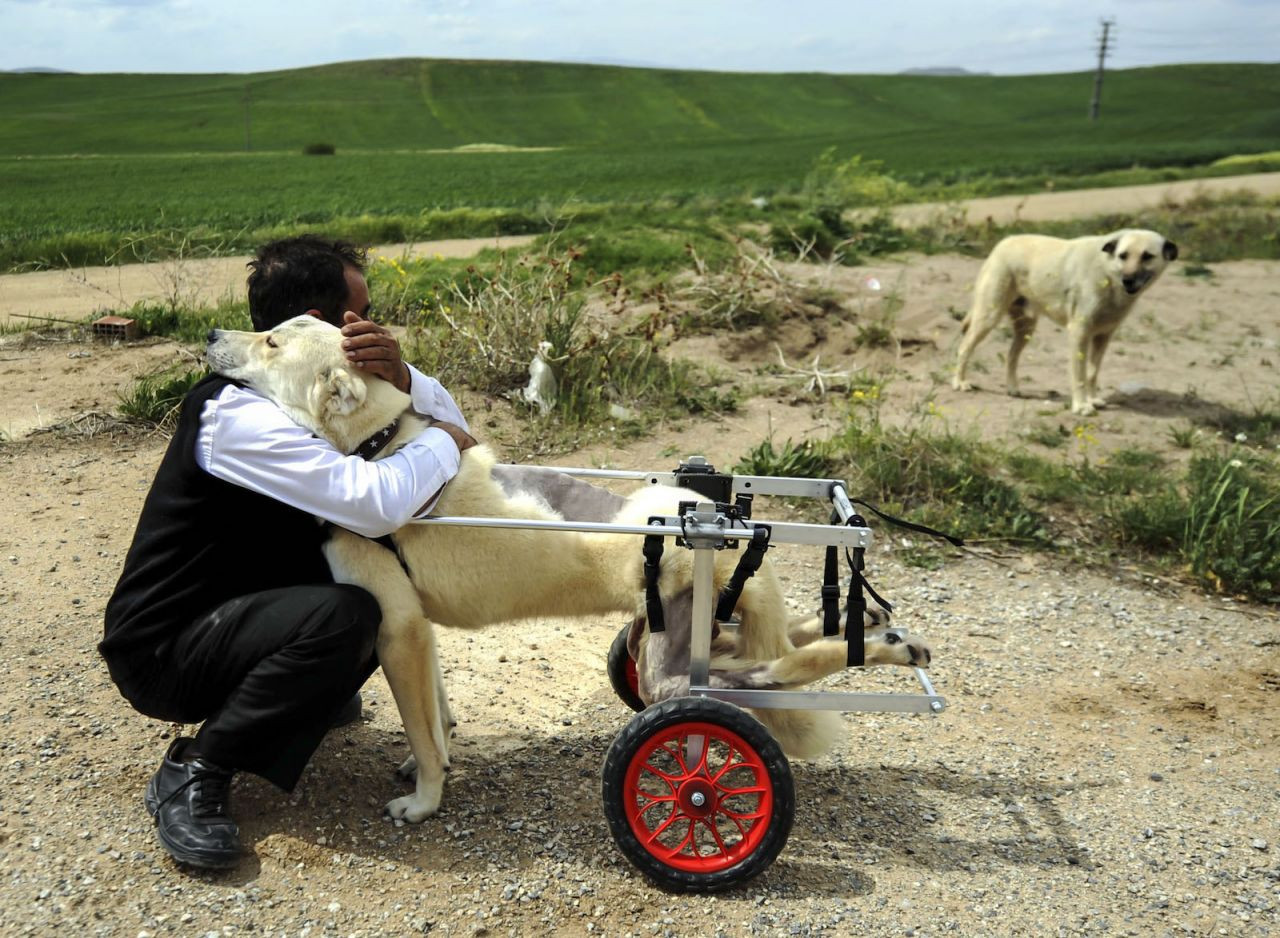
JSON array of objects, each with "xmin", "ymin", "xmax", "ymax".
[{"xmin": 2, "ymin": 59, "xmax": 1278, "ymax": 269}]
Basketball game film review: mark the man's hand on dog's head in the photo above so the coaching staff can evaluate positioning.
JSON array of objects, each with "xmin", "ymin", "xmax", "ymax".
[
  {"xmin": 426, "ymin": 419, "xmax": 477, "ymax": 454},
  {"xmin": 341, "ymin": 311, "xmax": 411, "ymax": 393}
]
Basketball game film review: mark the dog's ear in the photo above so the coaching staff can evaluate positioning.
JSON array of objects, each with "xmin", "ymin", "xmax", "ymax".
[
  {"xmin": 1162, "ymin": 240, "xmax": 1179, "ymax": 262},
  {"xmin": 1101, "ymin": 238, "xmax": 1118, "ymax": 256},
  {"xmin": 313, "ymin": 367, "xmax": 367, "ymax": 416}
]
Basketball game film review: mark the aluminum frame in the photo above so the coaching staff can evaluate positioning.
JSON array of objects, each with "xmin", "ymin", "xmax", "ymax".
[{"xmin": 413, "ymin": 459, "xmax": 946, "ymax": 716}]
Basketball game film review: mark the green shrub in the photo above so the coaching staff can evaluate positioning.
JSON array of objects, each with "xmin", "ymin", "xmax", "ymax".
[
  {"xmin": 1110, "ymin": 451, "xmax": 1280, "ymax": 600},
  {"xmin": 733, "ymin": 437, "xmax": 832, "ymax": 478},
  {"xmin": 303, "ymin": 142, "xmax": 336, "ymax": 155},
  {"xmin": 117, "ymin": 366, "xmax": 208, "ymax": 429}
]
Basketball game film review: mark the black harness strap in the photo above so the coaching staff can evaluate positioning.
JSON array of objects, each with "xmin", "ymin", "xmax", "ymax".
[
  {"xmin": 821, "ymin": 545, "xmax": 841, "ymax": 637},
  {"xmin": 844, "ymin": 527, "xmax": 868, "ymax": 667},
  {"xmin": 642, "ymin": 530, "xmax": 666, "ymax": 633},
  {"xmin": 372, "ymin": 533, "xmax": 413, "ymax": 577},
  {"xmin": 714, "ymin": 525, "xmax": 771, "ymax": 622}
]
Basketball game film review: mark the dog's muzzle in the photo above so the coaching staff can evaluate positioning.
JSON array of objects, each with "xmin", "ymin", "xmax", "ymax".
[{"xmin": 1122, "ymin": 275, "xmax": 1150, "ymax": 295}]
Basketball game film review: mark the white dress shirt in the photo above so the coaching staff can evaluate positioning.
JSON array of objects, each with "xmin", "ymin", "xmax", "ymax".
[{"xmin": 195, "ymin": 365, "xmax": 469, "ymax": 538}]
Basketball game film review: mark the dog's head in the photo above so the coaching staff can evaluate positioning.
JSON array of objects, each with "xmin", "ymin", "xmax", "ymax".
[
  {"xmin": 1101, "ymin": 229, "xmax": 1178, "ymax": 295},
  {"xmin": 205, "ymin": 315, "xmax": 397, "ymax": 450}
]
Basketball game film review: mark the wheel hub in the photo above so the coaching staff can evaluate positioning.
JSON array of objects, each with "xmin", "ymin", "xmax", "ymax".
[{"xmin": 677, "ymin": 778, "xmax": 716, "ymax": 818}]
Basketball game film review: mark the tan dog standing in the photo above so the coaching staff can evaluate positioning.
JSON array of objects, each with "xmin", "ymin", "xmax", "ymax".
[{"xmin": 952, "ymin": 228, "xmax": 1178, "ymax": 415}]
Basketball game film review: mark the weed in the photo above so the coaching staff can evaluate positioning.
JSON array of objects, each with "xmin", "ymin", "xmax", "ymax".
[
  {"xmin": 1024, "ymin": 422, "xmax": 1069, "ymax": 448},
  {"xmin": 127, "ymin": 300, "xmax": 251, "ymax": 344},
  {"xmin": 1168, "ymin": 423, "xmax": 1199, "ymax": 449},
  {"xmin": 1111, "ymin": 450, "xmax": 1280, "ymax": 601},
  {"xmin": 733, "ymin": 437, "xmax": 832, "ymax": 478},
  {"xmin": 1182, "ymin": 263, "xmax": 1214, "ymax": 278},
  {"xmin": 403, "ymin": 246, "xmax": 732, "ymax": 430},
  {"xmin": 828, "ymin": 417, "xmax": 1047, "ymax": 550},
  {"xmin": 117, "ymin": 365, "xmax": 208, "ymax": 429}
]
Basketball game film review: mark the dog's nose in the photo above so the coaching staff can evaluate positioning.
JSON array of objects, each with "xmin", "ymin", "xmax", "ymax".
[{"xmin": 206, "ymin": 329, "xmax": 219, "ymax": 343}]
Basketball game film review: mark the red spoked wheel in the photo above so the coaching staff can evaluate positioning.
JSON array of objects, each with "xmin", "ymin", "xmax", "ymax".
[
  {"xmin": 601, "ymin": 696, "xmax": 794, "ymax": 892},
  {"xmin": 607, "ymin": 625, "xmax": 646, "ymax": 712}
]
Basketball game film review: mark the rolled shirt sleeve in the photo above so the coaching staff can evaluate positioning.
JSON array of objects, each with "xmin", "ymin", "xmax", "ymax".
[
  {"xmin": 196, "ymin": 382, "xmax": 463, "ymax": 538},
  {"xmin": 407, "ymin": 364, "xmax": 469, "ymax": 433}
]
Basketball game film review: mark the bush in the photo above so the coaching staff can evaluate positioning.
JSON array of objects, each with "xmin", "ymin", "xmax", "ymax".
[
  {"xmin": 303, "ymin": 142, "xmax": 336, "ymax": 156},
  {"xmin": 117, "ymin": 366, "xmax": 208, "ymax": 429}
]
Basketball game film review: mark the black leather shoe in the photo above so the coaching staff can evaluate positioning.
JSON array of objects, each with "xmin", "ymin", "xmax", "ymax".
[
  {"xmin": 144, "ymin": 738, "xmax": 241, "ymax": 870},
  {"xmin": 329, "ymin": 692, "xmax": 363, "ymax": 729}
]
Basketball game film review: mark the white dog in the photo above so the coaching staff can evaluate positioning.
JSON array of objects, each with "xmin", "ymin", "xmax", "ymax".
[
  {"xmin": 952, "ymin": 229, "xmax": 1178, "ymax": 415},
  {"xmin": 206, "ymin": 316, "xmax": 933, "ymax": 821}
]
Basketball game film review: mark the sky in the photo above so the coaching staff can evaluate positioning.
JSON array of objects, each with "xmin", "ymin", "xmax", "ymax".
[{"xmin": 2, "ymin": 0, "xmax": 1277, "ymax": 76}]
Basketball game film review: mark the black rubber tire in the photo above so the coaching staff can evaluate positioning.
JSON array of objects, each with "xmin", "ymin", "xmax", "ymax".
[
  {"xmin": 607, "ymin": 624, "xmax": 646, "ymax": 713},
  {"xmin": 601, "ymin": 696, "xmax": 795, "ymax": 893}
]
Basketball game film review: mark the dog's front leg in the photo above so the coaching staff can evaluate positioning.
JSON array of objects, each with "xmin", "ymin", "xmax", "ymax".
[
  {"xmin": 1068, "ymin": 321, "xmax": 1095, "ymax": 415},
  {"xmin": 377, "ymin": 617, "xmax": 451, "ymax": 821},
  {"xmin": 324, "ymin": 531, "xmax": 451, "ymax": 822},
  {"xmin": 1086, "ymin": 331, "xmax": 1114, "ymax": 409}
]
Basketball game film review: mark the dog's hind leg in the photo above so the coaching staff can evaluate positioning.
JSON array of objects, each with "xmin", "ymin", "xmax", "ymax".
[
  {"xmin": 1006, "ymin": 300, "xmax": 1037, "ymax": 396},
  {"xmin": 786, "ymin": 605, "xmax": 891, "ymax": 648},
  {"xmin": 953, "ymin": 265, "xmax": 1014, "ymax": 392}
]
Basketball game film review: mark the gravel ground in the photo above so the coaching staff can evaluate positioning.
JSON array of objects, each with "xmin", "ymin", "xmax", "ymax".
[{"xmin": 1, "ymin": 428, "xmax": 1277, "ymax": 938}]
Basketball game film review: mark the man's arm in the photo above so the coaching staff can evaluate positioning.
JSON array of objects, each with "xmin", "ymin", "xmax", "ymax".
[{"xmin": 196, "ymin": 385, "xmax": 465, "ymax": 538}]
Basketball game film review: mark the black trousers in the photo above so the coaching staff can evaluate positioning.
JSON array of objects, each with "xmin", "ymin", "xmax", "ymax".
[{"xmin": 124, "ymin": 584, "xmax": 380, "ymax": 790}]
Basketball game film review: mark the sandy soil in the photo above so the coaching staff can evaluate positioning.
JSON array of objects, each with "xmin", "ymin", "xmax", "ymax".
[{"xmin": 0, "ymin": 194, "xmax": 1278, "ymax": 936}]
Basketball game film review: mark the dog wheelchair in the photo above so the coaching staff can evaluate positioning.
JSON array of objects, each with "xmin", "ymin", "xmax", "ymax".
[{"xmin": 418, "ymin": 456, "xmax": 948, "ymax": 892}]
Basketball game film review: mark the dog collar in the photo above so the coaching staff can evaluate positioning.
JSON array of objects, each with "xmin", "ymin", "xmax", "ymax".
[{"xmin": 354, "ymin": 419, "xmax": 400, "ymax": 460}]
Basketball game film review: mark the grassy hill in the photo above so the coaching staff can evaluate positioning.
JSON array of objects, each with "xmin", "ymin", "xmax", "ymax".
[
  {"xmin": 3, "ymin": 59, "xmax": 1277, "ymax": 168},
  {"xmin": 1, "ymin": 59, "xmax": 1277, "ymax": 268}
]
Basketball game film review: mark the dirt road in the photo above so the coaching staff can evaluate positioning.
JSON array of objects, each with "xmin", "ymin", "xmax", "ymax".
[
  {"xmin": 0, "ymin": 235, "xmax": 537, "ymax": 328},
  {"xmin": 889, "ymin": 171, "xmax": 1280, "ymax": 226}
]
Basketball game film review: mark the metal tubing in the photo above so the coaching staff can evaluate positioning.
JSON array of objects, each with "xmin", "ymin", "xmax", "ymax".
[
  {"xmin": 415, "ymin": 513, "xmax": 872, "ymax": 550},
  {"xmin": 687, "ymin": 507, "xmax": 718, "ymax": 689},
  {"xmin": 830, "ymin": 483, "xmax": 857, "ymax": 524},
  {"xmin": 691, "ymin": 686, "xmax": 946, "ymax": 714},
  {"xmin": 914, "ymin": 668, "xmax": 945, "ymax": 713}
]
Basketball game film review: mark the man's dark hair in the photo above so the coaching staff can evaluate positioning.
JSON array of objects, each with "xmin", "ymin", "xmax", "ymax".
[{"xmin": 247, "ymin": 235, "xmax": 367, "ymax": 331}]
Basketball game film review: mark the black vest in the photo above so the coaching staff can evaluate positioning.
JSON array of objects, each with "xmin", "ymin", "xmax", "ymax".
[{"xmin": 100, "ymin": 375, "xmax": 333, "ymax": 683}]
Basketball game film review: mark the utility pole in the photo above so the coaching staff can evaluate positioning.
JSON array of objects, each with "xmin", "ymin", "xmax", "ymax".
[{"xmin": 1089, "ymin": 18, "xmax": 1114, "ymax": 121}]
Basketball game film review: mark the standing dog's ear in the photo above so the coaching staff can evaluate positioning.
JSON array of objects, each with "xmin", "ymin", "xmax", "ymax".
[
  {"xmin": 1162, "ymin": 240, "xmax": 1179, "ymax": 262},
  {"xmin": 313, "ymin": 367, "xmax": 367, "ymax": 416},
  {"xmin": 1101, "ymin": 238, "xmax": 1119, "ymax": 256}
]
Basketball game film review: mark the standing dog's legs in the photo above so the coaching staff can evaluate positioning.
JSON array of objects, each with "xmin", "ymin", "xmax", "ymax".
[
  {"xmin": 1068, "ymin": 320, "xmax": 1094, "ymax": 415},
  {"xmin": 324, "ymin": 531, "xmax": 452, "ymax": 821},
  {"xmin": 377, "ymin": 614, "xmax": 451, "ymax": 821},
  {"xmin": 954, "ymin": 264, "xmax": 1015, "ymax": 392},
  {"xmin": 1086, "ymin": 330, "xmax": 1114, "ymax": 410},
  {"xmin": 1006, "ymin": 301, "xmax": 1037, "ymax": 397}
]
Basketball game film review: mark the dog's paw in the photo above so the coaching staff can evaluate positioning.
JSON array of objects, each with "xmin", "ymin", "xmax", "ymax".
[
  {"xmin": 865, "ymin": 606, "xmax": 892, "ymax": 628},
  {"xmin": 1072, "ymin": 401, "xmax": 1097, "ymax": 416},
  {"xmin": 952, "ymin": 378, "xmax": 974, "ymax": 392},
  {"xmin": 1088, "ymin": 396, "xmax": 1109, "ymax": 409},
  {"xmin": 865, "ymin": 627, "xmax": 933, "ymax": 668},
  {"xmin": 906, "ymin": 637, "xmax": 933, "ymax": 668},
  {"xmin": 386, "ymin": 785, "xmax": 443, "ymax": 823},
  {"xmin": 396, "ymin": 755, "xmax": 417, "ymax": 780}
]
